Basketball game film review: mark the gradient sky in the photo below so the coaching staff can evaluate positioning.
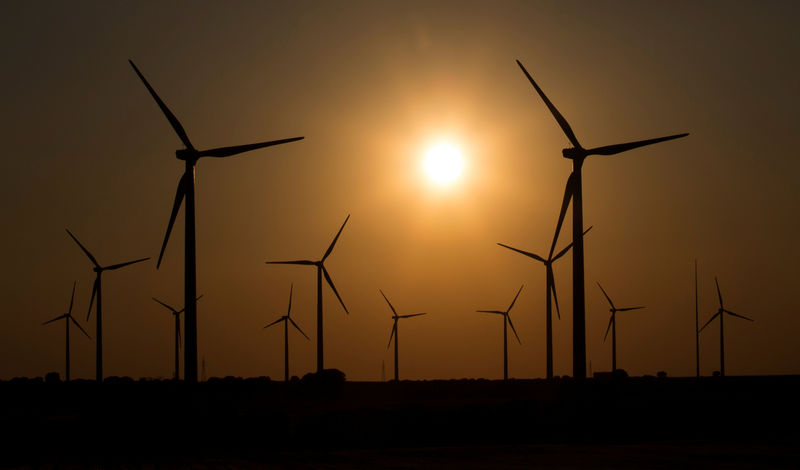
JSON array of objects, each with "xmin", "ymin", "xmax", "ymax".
[{"xmin": 2, "ymin": 1, "xmax": 798, "ymax": 381}]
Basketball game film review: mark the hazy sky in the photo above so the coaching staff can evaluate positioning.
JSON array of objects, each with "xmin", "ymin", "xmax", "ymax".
[{"xmin": 2, "ymin": 1, "xmax": 798, "ymax": 381}]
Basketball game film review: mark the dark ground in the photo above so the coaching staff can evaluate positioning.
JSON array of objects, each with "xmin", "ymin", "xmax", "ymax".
[{"xmin": 1, "ymin": 373, "xmax": 798, "ymax": 468}]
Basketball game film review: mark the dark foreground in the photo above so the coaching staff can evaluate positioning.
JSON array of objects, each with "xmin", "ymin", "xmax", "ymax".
[{"xmin": 1, "ymin": 374, "xmax": 798, "ymax": 468}]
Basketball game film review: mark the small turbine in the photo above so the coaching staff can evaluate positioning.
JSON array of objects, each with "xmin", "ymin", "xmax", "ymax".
[
  {"xmin": 264, "ymin": 284, "xmax": 309, "ymax": 382},
  {"xmin": 42, "ymin": 282, "xmax": 91, "ymax": 381},
  {"xmin": 380, "ymin": 289, "xmax": 426, "ymax": 382},
  {"xmin": 699, "ymin": 277, "xmax": 753, "ymax": 377},
  {"xmin": 597, "ymin": 282, "xmax": 645, "ymax": 372},
  {"xmin": 152, "ymin": 295, "xmax": 203, "ymax": 380},
  {"xmin": 477, "ymin": 285, "xmax": 524, "ymax": 381}
]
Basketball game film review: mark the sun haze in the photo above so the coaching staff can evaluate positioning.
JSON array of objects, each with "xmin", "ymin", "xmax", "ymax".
[{"xmin": 423, "ymin": 143, "xmax": 464, "ymax": 185}]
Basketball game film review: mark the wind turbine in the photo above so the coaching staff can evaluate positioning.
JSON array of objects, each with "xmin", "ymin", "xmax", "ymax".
[
  {"xmin": 477, "ymin": 285, "xmax": 524, "ymax": 381},
  {"xmin": 263, "ymin": 284, "xmax": 309, "ymax": 381},
  {"xmin": 516, "ymin": 59, "xmax": 688, "ymax": 378},
  {"xmin": 699, "ymin": 276, "xmax": 753, "ymax": 377},
  {"xmin": 380, "ymin": 289, "xmax": 426, "ymax": 382},
  {"xmin": 129, "ymin": 60, "xmax": 304, "ymax": 384},
  {"xmin": 66, "ymin": 229, "xmax": 148, "ymax": 382},
  {"xmin": 597, "ymin": 282, "xmax": 645, "ymax": 372},
  {"xmin": 42, "ymin": 282, "xmax": 91, "ymax": 381},
  {"xmin": 498, "ymin": 212, "xmax": 591, "ymax": 380},
  {"xmin": 266, "ymin": 215, "xmax": 350, "ymax": 372},
  {"xmin": 152, "ymin": 295, "xmax": 203, "ymax": 380}
]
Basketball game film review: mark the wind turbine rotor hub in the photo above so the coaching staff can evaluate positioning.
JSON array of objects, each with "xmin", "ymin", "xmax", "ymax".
[
  {"xmin": 562, "ymin": 147, "xmax": 584, "ymax": 160},
  {"xmin": 175, "ymin": 148, "xmax": 197, "ymax": 161}
]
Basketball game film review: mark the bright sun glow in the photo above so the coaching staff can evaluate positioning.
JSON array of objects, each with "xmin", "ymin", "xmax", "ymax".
[{"xmin": 424, "ymin": 143, "xmax": 464, "ymax": 184}]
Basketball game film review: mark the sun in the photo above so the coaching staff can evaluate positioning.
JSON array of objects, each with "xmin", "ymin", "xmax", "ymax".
[{"xmin": 423, "ymin": 143, "xmax": 464, "ymax": 184}]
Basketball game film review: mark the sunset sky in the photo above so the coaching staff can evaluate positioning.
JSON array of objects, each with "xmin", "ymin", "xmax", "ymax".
[{"xmin": 2, "ymin": 1, "xmax": 798, "ymax": 381}]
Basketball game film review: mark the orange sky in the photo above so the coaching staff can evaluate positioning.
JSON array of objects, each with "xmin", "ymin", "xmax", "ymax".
[{"xmin": 1, "ymin": 1, "xmax": 799, "ymax": 380}]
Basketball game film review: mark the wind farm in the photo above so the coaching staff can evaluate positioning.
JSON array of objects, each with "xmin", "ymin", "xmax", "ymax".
[{"xmin": 2, "ymin": 2, "xmax": 799, "ymax": 467}]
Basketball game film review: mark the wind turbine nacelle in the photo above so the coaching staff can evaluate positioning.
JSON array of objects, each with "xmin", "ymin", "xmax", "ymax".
[
  {"xmin": 562, "ymin": 147, "xmax": 584, "ymax": 160},
  {"xmin": 176, "ymin": 148, "xmax": 196, "ymax": 161}
]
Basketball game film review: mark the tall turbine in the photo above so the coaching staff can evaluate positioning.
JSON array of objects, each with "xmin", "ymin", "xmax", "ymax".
[
  {"xmin": 42, "ymin": 282, "xmax": 91, "ymax": 381},
  {"xmin": 698, "ymin": 277, "xmax": 753, "ymax": 377},
  {"xmin": 66, "ymin": 229, "xmax": 148, "ymax": 382},
  {"xmin": 380, "ymin": 289, "xmax": 426, "ymax": 381},
  {"xmin": 477, "ymin": 285, "xmax": 524, "ymax": 380},
  {"xmin": 498, "ymin": 220, "xmax": 591, "ymax": 379},
  {"xmin": 130, "ymin": 60, "xmax": 304, "ymax": 384},
  {"xmin": 152, "ymin": 295, "xmax": 203, "ymax": 380},
  {"xmin": 516, "ymin": 59, "xmax": 689, "ymax": 378},
  {"xmin": 264, "ymin": 284, "xmax": 309, "ymax": 381},
  {"xmin": 695, "ymin": 260, "xmax": 700, "ymax": 377},
  {"xmin": 597, "ymin": 282, "xmax": 645, "ymax": 372},
  {"xmin": 266, "ymin": 215, "xmax": 350, "ymax": 372}
]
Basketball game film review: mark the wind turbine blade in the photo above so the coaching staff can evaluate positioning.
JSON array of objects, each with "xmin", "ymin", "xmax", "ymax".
[
  {"xmin": 603, "ymin": 315, "xmax": 614, "ymax": 342},
  {"xmin": 323, "ymin": 215, "xmax": 350, "ymax": 262},
  {"xmin": 197, "ymin": 137, "xmax": 304, "ymax": 158},
  {"xmin": 596, "ymin": 282, "xmax": 615, "ymax": 310},
  {"xmin": 549, "ymin": 172, "xmax": 575, "ymax": 259},
  {"xmin": 322, "ymin": 266, "xmax": 348, "ymax": 314},
  {"xmin": 496, "ymin": 243, "xmax": 545, "ymax": 263},
  {"xmin": 507, "ymin": 285, "xmax": 524, "ymax": 312},
  {"xmin": 42, "ymin": 314, "xmax": 68, "ymax": 326},
  {"xmin": 68, "ymin": 281, "xmax": 76, "ymax": 315},
  {"xmin": 152, "ymin": 297, "xmax": 178, "ymax": 313},
  {"xmin": 507, "ymin": 314, "xmax": 521, "ymax": 344},
  {"xmin": 548, "ymin": 268, "xmax": 561, "ymax": 320},
  {"xmin": 265, "ymin": 260, "xmax": 316, "ymax": 265},
  {"xmin": 516, "ymin": 60, "xmax": 582, "ymax": 149},
  {"xmin": 128, "ymin": 60, "xmax": 195, "ymax": 150},
  {"xmin": 715, "ymin": 276, "xmax": 724, "ymax": 309},
  {"xmin": 263, "ymin": 317, "xmax": 284, "ymax": 329},
  {"xmin": 586, "ymin": 133, "xmax": 688, "ymax": 157},
  {"xmin": 724, "ymin": 309, "xmax": 754, "ymax": 322},
  {"xmin": 86, "ymin": 278, "xmax": 99, "ymax": 321},
  {"xmin": 617, "ymin": 306, "xmax": 645, "ymax": 312},
  {"xmin": 157, "ymin": 174, "xmax": 188, "ymax": 269},
  {"xmin": 105, "ymin": 257, "xmax": 149, "ymax": 271},
  {"xmin": 400, "ymin": 313, "xmax": 427, "ymax": 319},
  {"xmin": 286, "ymin": 283, "xmax": 293, "ymax": 317},
  {"xmin": 289, "ymin": 318, "xmax": 310, "ymax": 340},
  {"xmin": 698, "ymin": 311, "xmax": 721, "ymax": 333},
  {"xmin": 65, "ymin": 229, "xmax": 99, "ymax": 267},
  {"xmin": 476, "ymin": 310, "xmax": 504, "ymax": 314},
  {"xmin": 552, "ymin": 226, "xmax": 593, "ymax": 262},
  {"xmin": 379, "ymin": 289, "xmax": 398, "ymax": 316},
  {"xmin": 70, "ymin": 316, "xmax": 91, "ymax": 339},
  {"xmin": 386, "ymin": 322, "xmax": 397, "ymax": 350}
]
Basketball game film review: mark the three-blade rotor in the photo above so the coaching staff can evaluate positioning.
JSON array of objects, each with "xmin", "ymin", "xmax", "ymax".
[
  {"xmin": 264, "ymin": 284, "xmax": 309, "ymax": 339},
  {"xmin": 381, "ymin": 289, "xmax": 427, "ymax": 349},
  {"xmin": 698, "ymin": 277, "xmax": 754, "ymax": 332},
  {"xmin": 477, "ymin": 285, "xmax": 524, "ymax": 343},
  {"xmin": 42, "ymin": 282, "xmax": 91, "ymax": 339},
  {"xmin": 516, "ymin": 59, "xmax": 688, "ymax": 161},
  {"xmin": 597, "ymin": 282, "xmax": 645, "ymax": 342}
]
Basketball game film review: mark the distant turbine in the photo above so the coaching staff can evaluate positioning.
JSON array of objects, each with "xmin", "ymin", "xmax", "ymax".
[
  {"xmin": 380, "ymin": 289, "xmax": 426, "ymax": 381},
  {"xmin": 698, "ymin": 277, "xmax": 754, "ymax": 377},
  {"xmin": 498, "ymin": 190, "xmax": 592, "ymax": 379},
  {"xmin": 516, "ymin": 59, "xmax": 688, "ymax": 378},
  {"xmin": 42, "ymin": 281, "xmax": 91, "ymax": 381},
  {"xmin": 266, "ymin": 215, "xmax": 350, "ymax": 372},
  {"xmin": 597, "ymin": 282, "xmax": 645, "ymax": 372},
  {"xmin": 152, "ymin": 295, "xmax": 203, "ymax": 380},
  {"xmin": 477, "ymin": 285, "xmax": 524, "ymax": 381},
  {"xmin": 130, "ymin": 60, "xmax": 304, "ymax": 384},
  {"xmin": 66, "ymin": 229, "xmax": 148, "ymax": 382},
  {"xmin": 264, "ymin": 284, "xmax": 309, "ymax": 382}
]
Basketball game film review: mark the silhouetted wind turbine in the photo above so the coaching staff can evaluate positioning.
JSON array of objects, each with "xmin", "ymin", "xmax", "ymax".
[
  {"xmin": 597, "ymin": 282, "xmax": 644, "ymax": 372},
  {"xmin": 263, "ymin": 284, "xmax": 309, "ymax": 381},
  {"xmin": 152, "ymin": 295, "xmax": 203, "ymax": 380},
  {"xmin": 498, "ymin": 218, "xmax": 591, "ymax": 379},
  {"xmin": 130, "ymin": 60, "xmax": 304, "ymax": 384},
  {"xmin": 699, "ymin": 277, "xmax": 754, "ymax": 377},
  {"xmin": 266, "ymin": 215, "xmax": 350, "ymax": 372},
  {"xmin": 380, "ymin": 289, "xmax": 426, "ymax": 382},
  {"xmin": 516, "ymin": 59, "xmax": 688, "ymax": 378},
  {"xmin": 66, "ymin": 229, "xmax": 148, "ymax": 382},
  {"xmin": 478, "ymin": 285, "xmax": 524, "ymax": 381},
  {"xmin": 42, "ymin": 282, "xmax": 91, "ymax": 381}
]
